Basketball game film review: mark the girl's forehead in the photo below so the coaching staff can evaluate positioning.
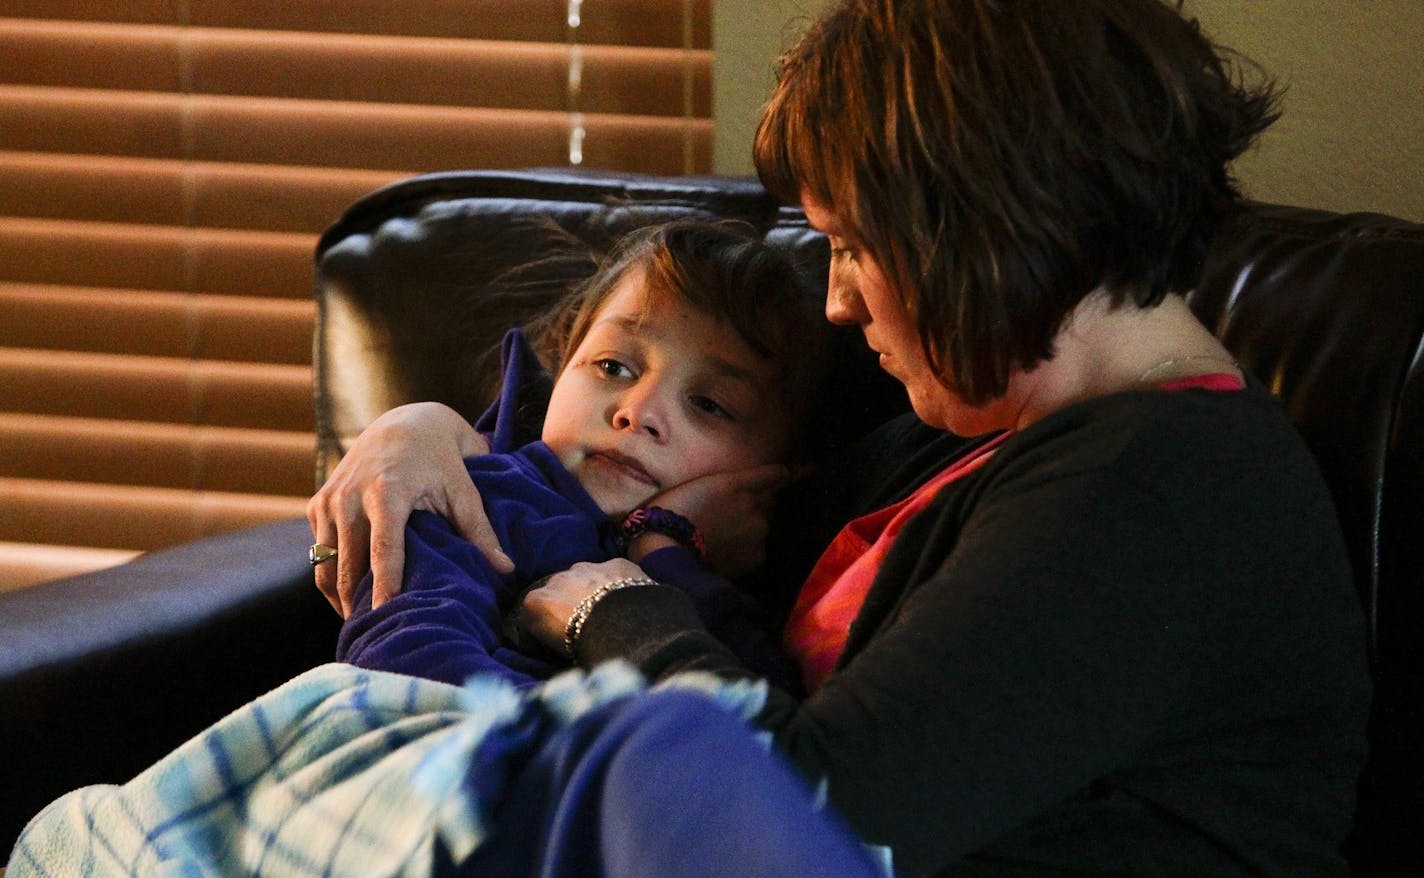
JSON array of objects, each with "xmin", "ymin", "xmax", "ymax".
[
  {"xmin": 592, "ymin": 283, "xmax": 705, "ymax": 341},
  {"xmin": 585, "ymin": 280, "xmax": 772, "ymax": 380},
  {"xmin": 587, "ymin": 271, "xmax": 663, "ymax": 330}
]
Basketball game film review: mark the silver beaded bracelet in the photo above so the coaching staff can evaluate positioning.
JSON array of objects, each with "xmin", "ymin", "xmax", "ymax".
[{"xmin": 562, "ymin": 576, "xmax": 660, "ymax": 658}]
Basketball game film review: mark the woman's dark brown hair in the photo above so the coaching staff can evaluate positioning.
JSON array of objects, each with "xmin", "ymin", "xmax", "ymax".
[{"xmin": 755, "ymin": 0, "xmax": 1280, "ymax": 404}]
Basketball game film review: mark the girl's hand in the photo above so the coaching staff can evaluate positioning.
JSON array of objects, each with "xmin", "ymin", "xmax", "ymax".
[
  {"xmin": 636, "ymin": 463, "xmax": 789, "ymax": 576},
  {"xmin": 513, "ymin": 558, "xmax": 652, "ymax": 654},
  {"xmin": 306, "ymin": 402, "xmax": 513, "ymax": 617}
]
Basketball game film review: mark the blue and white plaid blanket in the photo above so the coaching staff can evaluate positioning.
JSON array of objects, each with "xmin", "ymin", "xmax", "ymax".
[{"xmin": 6, "ymin": 662, "xmax": 888, "ymax": 877}]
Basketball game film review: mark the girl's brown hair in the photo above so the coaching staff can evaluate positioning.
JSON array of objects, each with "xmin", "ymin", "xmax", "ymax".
[{"xmin": 755, "ymin": 0, "xmax": 1279, "ymax": 405}]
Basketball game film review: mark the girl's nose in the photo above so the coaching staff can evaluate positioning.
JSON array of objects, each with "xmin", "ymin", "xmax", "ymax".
[{"xmin": 612, "ymin": 386, "xmax": 665, "ymax": 439}]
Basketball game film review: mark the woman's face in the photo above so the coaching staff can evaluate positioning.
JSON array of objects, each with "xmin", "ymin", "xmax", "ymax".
[{"xmin": 802, "ymin": 197, "xmax": 1020, "ymax": 437}]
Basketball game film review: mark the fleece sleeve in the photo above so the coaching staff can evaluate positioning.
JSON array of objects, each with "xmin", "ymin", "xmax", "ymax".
[
  {"xmin": 636, "ymin": 546, "xmax": 801, "ymax": 692},
  {"xmin": 336, "ymin": 510, "xmax": 547, "ymax": 688}
]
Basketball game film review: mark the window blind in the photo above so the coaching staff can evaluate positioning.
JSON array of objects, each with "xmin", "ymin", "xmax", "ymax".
[{"xmin": 0, "ymin": 0, "xmax": 712, "ymax": 590}]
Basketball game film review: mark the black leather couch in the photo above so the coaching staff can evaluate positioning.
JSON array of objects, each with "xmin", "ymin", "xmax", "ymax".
[{"xmin": 3, "ymin": 170, "xmax": 1420, "ymax": 875}]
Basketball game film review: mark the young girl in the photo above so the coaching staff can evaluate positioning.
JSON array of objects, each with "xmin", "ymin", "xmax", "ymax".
[{"xmin": 335, "ymin": 219, "xmax": 824, "ymax": 688}]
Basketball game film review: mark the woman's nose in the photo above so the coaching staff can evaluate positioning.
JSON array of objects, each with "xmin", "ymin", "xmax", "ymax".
[{"xmin": 824, "ymin": 270, "xmax": 864, "ymax": 326}]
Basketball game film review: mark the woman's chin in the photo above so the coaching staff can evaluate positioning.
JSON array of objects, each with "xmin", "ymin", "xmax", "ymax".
[
  {"xmin": 908, "ymin": 390, "xmax": 1001, "ymax": 438},
  {"xmin": 905, "ymin": 387, "xmax": 952, "ymax": 431}
]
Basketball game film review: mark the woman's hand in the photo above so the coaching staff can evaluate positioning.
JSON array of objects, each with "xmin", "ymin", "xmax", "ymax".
[
  {"xmin": 306, "ymin": 402, "xmax": 513, "ymax": 617},
  {"xmin": 635, "ymin": 463, "xmax": 789, "ymax": 576},
  {"xmin": 513, "ymin": 558, "xmax": 652, "ymax": 655}
]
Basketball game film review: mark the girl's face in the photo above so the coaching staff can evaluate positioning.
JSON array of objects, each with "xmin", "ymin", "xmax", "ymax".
[
  {"xmin": 802, "ymin": 197, "xmax": 1022, "ymax": 437},
  {"xmin": 541, "ymin": 268, "xmax": 793, "ymax": 517}
]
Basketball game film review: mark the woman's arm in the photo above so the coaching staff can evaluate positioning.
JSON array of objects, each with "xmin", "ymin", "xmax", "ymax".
[
  {"xmin": 511, "ymin": 462, "xmax": 800, "ymax": 685},
  {"xmin": 625, "ymin": 546, "xmax": 802, "ymax": 690},
  {"xmin": 532, "ymin": 400, "xmax": 1300, "ymax": 875},
  {"xmin": 562, "ymin": 466, "xmax": 1193, "ymax": 873},
  {"xmin": 307, "ymin": 402, "xmax": 512, "ymax": 617}
]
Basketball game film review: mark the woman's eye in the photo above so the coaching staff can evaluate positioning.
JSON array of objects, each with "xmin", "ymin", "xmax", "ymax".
[{"xmin": 594, "ymin": 359, "xmax": 634, "ymax": 379}]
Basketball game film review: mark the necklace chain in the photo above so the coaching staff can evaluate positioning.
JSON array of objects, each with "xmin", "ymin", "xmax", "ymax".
[{"xmin": 1136, "ymin": 354, "xmax": 1240, "ymax": 385}]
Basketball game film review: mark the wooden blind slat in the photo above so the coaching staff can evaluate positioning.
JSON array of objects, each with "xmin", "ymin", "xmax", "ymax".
[
  {"xmin": 0, "ymin": 217, "xmax": 315, "ymax": 297},
  {"xmin": 0, "ymin": 282, "xmax": 313, "ymax": 363},
  {"xmin": 0, "ymin": 20, "xmax": 711, "ymax": 117},
  {"xmin": 0, "ymin": 476, "xmax": 308, "ymax": 551},
  {"xmin": 0, "ymin": 84, "xmax": 181, "ymax": 157},
  {"xmin": 0, "ymin": 18, "xmax": 179, "ymax": 91},
  {"xmin": 0, "ymin": 152, "xmax": 400, "ymax": 232},
  {"xmin": 0, "ymin": 413, "xmax": 312, "ymax": 495},
  {"xmin": 0, "ymin": 85, "xmax": 711, "ymax": 175},
  {"xmin": 0, "ymin": 348, "xmax": 313, "ymax": 431},
  {"xmin": 0, "ymin": 1, "xmax": 712, "ymax": 47},
  {"xmin": 0, "ymin": 3, "xmax": 175, "ymax": 27}
]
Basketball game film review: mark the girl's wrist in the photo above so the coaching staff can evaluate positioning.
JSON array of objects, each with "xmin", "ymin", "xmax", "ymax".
[
  {"xmin": 618, "ymin": 506, "xmax": 706, "ymax": 560},
  {"xmin": 625, "ymin": 531, "xmax": 679, "ymax": 563}
]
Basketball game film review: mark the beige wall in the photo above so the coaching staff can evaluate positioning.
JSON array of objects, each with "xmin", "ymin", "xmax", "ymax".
[
  {"xmin": 712, "ymin": 0, "xmax": 831, "ymax": 175},
  {"xmin": 1185, "ymin": 0, "xmax": 1424, "ymax": 221},
  {"xmin": 714, "ymin": 0, "xmax": 1424, "ymax": 222}
]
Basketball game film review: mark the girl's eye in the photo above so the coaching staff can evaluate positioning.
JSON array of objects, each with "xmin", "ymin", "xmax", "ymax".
[
  {"xmin": 690, "ymin": 395, "xmax": 733, "ymax": 419},
  {"xmin": 594, "ymin": 358, "xmax": 634, "ymax": 379}
]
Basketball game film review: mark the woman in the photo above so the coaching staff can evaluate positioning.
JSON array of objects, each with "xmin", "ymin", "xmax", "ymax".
[{"xmin": 309, "ymin": 1, "xmax": 1370, "ymax": 874}]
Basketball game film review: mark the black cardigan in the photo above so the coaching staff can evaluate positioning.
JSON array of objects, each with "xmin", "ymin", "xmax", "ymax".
[{"xmin": 579, "ymin": 384, "xmax": 1372, "ymax": 877}]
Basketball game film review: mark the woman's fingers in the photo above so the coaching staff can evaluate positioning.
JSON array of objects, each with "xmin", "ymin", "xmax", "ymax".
[
  {"xmin": 446, "ymin": 475, "xmax": 514, "ymax": 576},
  {"xmin": 307, "ymin": 489, "xmax": 347, "ymax": 616},
  {"xmin": 308, "ymin": 535, "xmax": 343, "ymax": 616},
  {"xmin": 736, "ymin": 462, "xmax": 793, "ymax": 500},
  {"xmin": 439, "ymin": 428, "xmax": 510, "ymax": 574},
  {"xmin": 366, "ymin": 504, "xmax": 405, "ymax": 610},
  {"xmin": 334, "ymin": 503, "xmax": 373, "ymax": 616},
  {"xmin": 305, "ymin": 402, "xmax": 497, "ymax": 617},
  {"xmin": 644, "ymin": 463, "xmax": 789, "ymax": 575},
  {"xmin": 306, "ymin": 477, "xmax": 374, "ymax": 618},
  {"xmin": 365, "ymin": 458, "xmax": 511, "ymax": 608}
]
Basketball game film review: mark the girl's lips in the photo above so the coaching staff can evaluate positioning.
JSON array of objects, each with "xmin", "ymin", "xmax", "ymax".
[{"xmin": 591, "ymin": 450, "xmax": 658, "ymax": 487}]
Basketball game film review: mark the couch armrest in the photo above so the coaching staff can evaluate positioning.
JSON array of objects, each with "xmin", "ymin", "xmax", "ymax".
[{"xmin": 0, "ymin": 518, "xmax": 341, "ymax": 852}]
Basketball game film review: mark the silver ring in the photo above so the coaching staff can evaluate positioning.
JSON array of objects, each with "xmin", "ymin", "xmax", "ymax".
[{"xmin": 308, "ymin": 543, "xmax": 337, "ymax": 566}]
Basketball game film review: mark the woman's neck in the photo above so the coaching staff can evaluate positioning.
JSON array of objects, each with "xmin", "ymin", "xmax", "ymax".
[{"xmin": 1007, "ymin": 290, "xmax": 1240, "ymax": 431}]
